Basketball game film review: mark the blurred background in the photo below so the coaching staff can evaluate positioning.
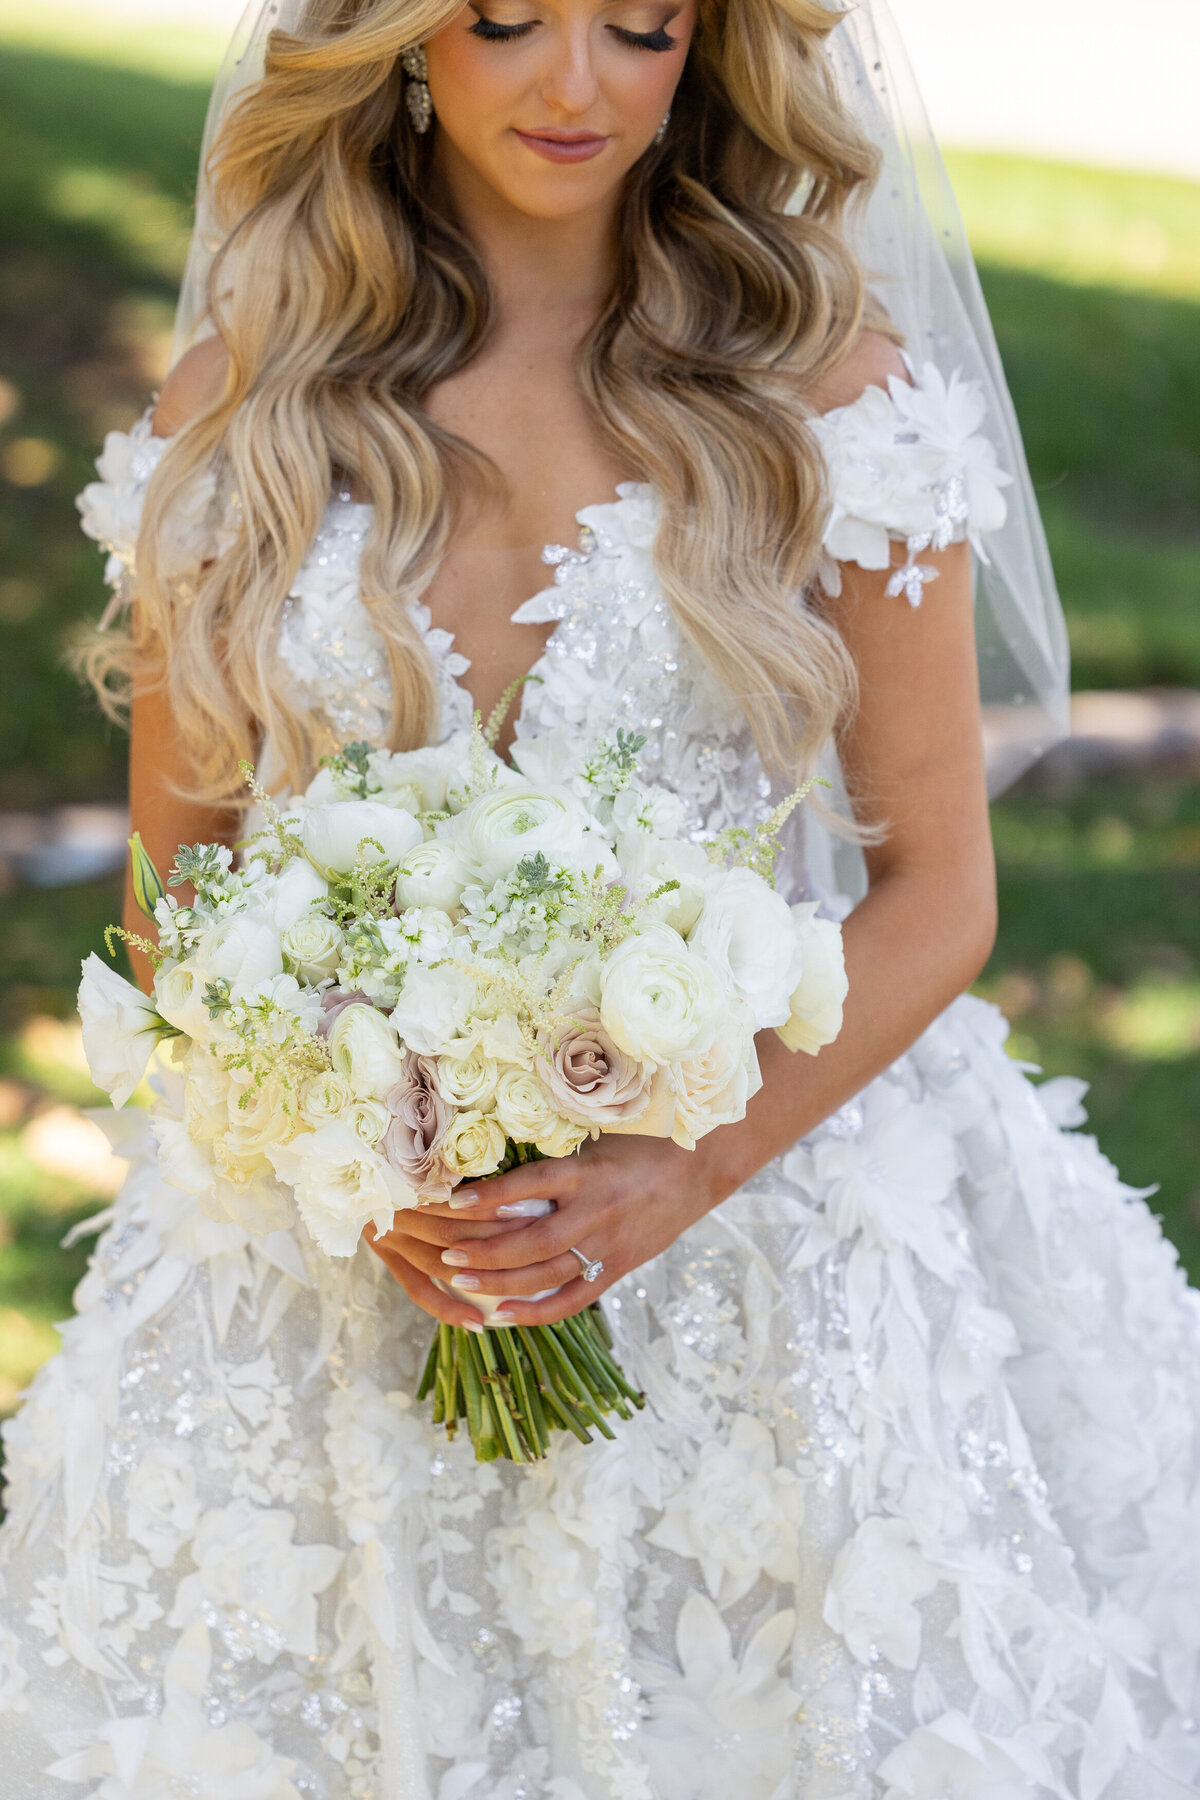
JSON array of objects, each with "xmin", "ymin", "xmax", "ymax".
[{"xmin": 0, "ymin": 0, "xmax": 1197, "ymax": 1416}]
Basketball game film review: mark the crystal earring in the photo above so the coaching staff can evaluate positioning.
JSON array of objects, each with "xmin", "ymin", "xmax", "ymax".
[
  {"xmin": 401, "ymin": 45, "xmax": 432, "ymax": 135},
  {"xmin": 655, "ymin": 110, "xmax": 671, "ymax": 145}
]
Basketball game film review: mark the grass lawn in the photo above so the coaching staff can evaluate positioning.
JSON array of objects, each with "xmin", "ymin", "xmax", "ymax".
[{"xmin": 0, "ymin": 25, "xmax": 1197, "ymax": 1405}]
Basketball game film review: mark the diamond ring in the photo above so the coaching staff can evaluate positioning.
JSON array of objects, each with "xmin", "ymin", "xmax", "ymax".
[{"xmin": 569, "ymin": 1246, "xmax": 604, "ymax": 1283}]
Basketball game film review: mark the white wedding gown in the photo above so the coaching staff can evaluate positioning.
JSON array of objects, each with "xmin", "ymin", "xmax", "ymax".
[{"xmin": 2, "ymin": 365, "xmax": 1198, "ymax": 1800}]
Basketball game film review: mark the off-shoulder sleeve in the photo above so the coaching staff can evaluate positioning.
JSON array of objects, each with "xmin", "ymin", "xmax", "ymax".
[
  {"xmin": 75, "ymin": 404, "xmax": 226, "ymax": 625},
  {"xmin": 810, "ymin": 360, "xmax": 1012, "ymax": 606}
]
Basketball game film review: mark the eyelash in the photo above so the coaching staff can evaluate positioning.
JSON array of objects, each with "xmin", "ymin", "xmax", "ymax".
[{"xmin": 467, "ymin": 16, "xmax": 677, "ymax": 51}]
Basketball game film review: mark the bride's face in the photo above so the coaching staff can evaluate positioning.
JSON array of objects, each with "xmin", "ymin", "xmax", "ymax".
[{"xmin": 423, "ymin": 0, "xmax": 695, "ymax": 220}]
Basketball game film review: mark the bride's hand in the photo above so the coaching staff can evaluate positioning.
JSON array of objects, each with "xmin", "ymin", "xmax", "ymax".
[{"xmin": 365, "ymin": 1135, "xmax": 724, "ymax": 1328}]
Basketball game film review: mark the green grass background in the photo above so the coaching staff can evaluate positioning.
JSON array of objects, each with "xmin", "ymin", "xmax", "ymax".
[{"xmin": 0, "ymin": 20, "xmax": 1197, "ymax": 1407}]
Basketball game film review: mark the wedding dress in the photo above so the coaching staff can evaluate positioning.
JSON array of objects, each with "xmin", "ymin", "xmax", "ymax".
[{"xmin": 0, "ymin": 360, "xmax": 1198, "ymax": 1800}]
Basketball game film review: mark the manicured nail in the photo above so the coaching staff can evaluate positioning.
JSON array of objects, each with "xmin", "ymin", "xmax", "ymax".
[
  {"xmin": 497, "ymin": 1199, "xmax": 555, "ymax": 1219},
  {"xmin": 441, "ymin": 1248, "xmax": 471, "ymax": 1267},
  {"xmin": 490, "ymin": 1310, "xmax": 516, "ymax": 1325},
  {"xmin": 462, "ymin": 1319, "xmax": 485, "ymax": 1334},
  {"xmin": 450, "ymin": 1273, "xmax": 481, "ymax": 1290},
  {"xmin": 450, "ymin": 1190, "xmax": 480, "ymax": 1210}
]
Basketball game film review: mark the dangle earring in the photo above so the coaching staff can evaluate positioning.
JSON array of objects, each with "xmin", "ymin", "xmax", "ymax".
[
  {"xmin": 655, "ymin": 110, "xmax": 671, "ymax": 145},
  {"xmin": 401, "ymin": 45, "xmax": 433, "ymax": 134}
]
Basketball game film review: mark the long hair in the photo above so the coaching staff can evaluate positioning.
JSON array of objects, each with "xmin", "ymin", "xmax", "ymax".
[{"xmin": 82, "ymin": 0, "xmax": 886, "ymax": 803}]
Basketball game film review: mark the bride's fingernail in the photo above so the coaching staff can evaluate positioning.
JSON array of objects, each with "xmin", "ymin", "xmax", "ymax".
[
  {"xmin": 490, "ymin": 1310, "xmax": 516, "ymax": 1325},
  {"xmin": 441, "ymin": 1248, "xmax": 471, "ymax": 1266},
  {"xmin": 450, "ymin": 1190, "xmax": 480, "ymax": 1210},
  {"xmin": 450, "ymin": 1273, "xmax": 481, "ymax": 1290},
  {"xmin": 497, "ymin": 1199, "xmax": 554, "ymax": 1218},
  {"xmin": 462, "ymin": 1319, "xmax": 485, "ymax": 1334}
]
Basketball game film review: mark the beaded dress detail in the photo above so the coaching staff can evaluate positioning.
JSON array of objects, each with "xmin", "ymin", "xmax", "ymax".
[{"xmin": 0, "ymin": 366, "xmax": 1198, "ymax": 1800}]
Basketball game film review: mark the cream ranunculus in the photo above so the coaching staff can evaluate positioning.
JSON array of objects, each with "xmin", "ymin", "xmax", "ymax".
[
  {"xmin": 435, "ymin": 1043, "xmax": 501, "ymax": 1111},
  {"xmin": 268, "ymin": 1121, "xmax": 416, "ymax": 1255},
  {"xmin": 328, "ymin": 1003, "xmax": 407, "ymax": 1100},
  {"xmin": 671, "ymin": 1003, "xmax": 762, "ymax": 1150},
  {"xmin": 280, "ymin": 914, "xmax": 344, "ymax": 984},
  {"xmin": 302, "ymin": 800, "xmax": 423, "ymax": 879},
  {"xmin": 298, "ymin": 1069, "xmax": 356, "ymax": 1127},
  {"xmin": 688, "ymin": 866, "xmax": 798, "ymax": 1030},
  {"xmin": 777, "ymin": 903, "xmax": 848, "ymax": 1055},
  {"xmin": 440, "ymin": 783, "xmax": 610, "ymax": 888},
  {"xmin": 78, "ymin": 952, "xmax": 164, "ymax": 1106},
  {"xmin": 599, "ymin": 923, "xmax": 724, "ymax": 1065},
  {"xmin": 393, "ymin": 840, "xmax": 468, "ymax": 915},
  {"xmin": 439, "ymin": 1109, "xmax": 508, "ymax": 1181}
]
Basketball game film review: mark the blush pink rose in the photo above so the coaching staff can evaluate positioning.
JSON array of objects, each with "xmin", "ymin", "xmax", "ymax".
[
  {"xmin": 383, "ymin": 1052, "xmax": 453, "ymax": 1200},
  {"xmin": 537, "ymin": 1006, "xmax": 652, "ymax": 1134}
]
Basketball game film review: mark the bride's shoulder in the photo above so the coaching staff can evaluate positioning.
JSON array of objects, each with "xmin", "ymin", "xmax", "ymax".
[
  {"xmin": 152, "ymin": 335, "xmax": 230, "ymax": 438},
  {"xmin": 803, "ymin": 328, "xmax": 909, "ymax": 420}
]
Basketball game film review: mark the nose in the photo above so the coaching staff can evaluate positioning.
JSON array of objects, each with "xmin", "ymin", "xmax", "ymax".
[{"xmin": 539, "ymin": 23, "xmax": 601, "ymax": 117}]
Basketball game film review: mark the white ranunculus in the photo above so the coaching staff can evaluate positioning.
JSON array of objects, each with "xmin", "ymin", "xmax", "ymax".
[
  {"xmin": 389, "ymin": 962, "xmax": 478, "ymax": 1056},
  {"xmin": 328, "ymin": 1003, "xmax": 406, "ymax": 1100},
  {"xmin": 269, "ymin": 1121, "xmax": 416, "ymax": 1254},
  {"xmin": 599, "ymin": 923, "xmax": 724, "ymax": 1065},
  {"xmin": 298, "ymin": 1069, "xmax": 356, "ymax": 1128},
  {"xmin": 266, "ymin": 856, "xmax": 329, "ymax": 930},
  {"xmin": 196, "ymin": 912, "xmax": 283, "ymax": 1001},
  {"xmin": 688, "ymin": 866, "xmax": 797, "ymax": 1030},
  {"xmin": 280, "ymin": 914, "xmax": 344, "ymax": 984},
  {"xmin": 671, "ymin": 1006, "xmax": 762, "ymax": 1149},
  {"xmin": 156, "ymin": 959, "xmax": 219, "ymax": 1045},
  {"xmin": 436, "ymin": 1044, "xmax": 500, "ymax": 1111},
  {"xmin": 78, "ymin": 953, "xmax": 163, "ymax": 1106},
  {"xmin": 393, "ymin": 839, "xmax": 468, "ymax": 915},
  {"xmin": 440, "ymin": 783, "xmax": 611, "ymax": 888},
  {"xmin": 439, "ymin": 1109, "xmax": 508, "ymax": 1181},
  {"xmin": 823, "ymin": 1516, "xmax": 941, "ymax": 1670},
  {"xmin": 777, "ymin": 903, "xmax": 848, "ymax": 1054},
  {"xmin": 302, "ymin": 801, "xmax": 423, "ymax": 878}
]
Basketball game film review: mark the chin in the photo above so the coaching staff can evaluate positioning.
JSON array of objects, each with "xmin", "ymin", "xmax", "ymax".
[{"xmin": 474, "ymin": 147, "xmax": 639, "ymax": 222}]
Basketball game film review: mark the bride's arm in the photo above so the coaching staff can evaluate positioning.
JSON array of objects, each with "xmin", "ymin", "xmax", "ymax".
[
  {"xmin": 369, "ymin": 532, "xmax": 996, "ymax": 1329},
  {"xmin": 124, "ymin": 344, "xmax": 238, "ymax": 993}
]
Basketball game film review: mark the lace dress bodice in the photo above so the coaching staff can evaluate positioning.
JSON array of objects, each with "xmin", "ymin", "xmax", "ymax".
[{"xmin": 78, "ymin": 361, "xmax": 1009, "ymax": 907}]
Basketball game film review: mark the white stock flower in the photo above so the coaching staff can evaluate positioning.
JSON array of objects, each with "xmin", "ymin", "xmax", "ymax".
[
  {"xmin": 393, "ymin": 839, "xmax": 468, "ymax": 914},
  {"xmin": 298, "ymin": 1069, "xmax": 356, "ymax": 1128},
  {"xmin": 688, "ymin": 866, "xmax": 797, "ymax": 1030},
  {"xmin": 879, "ymin": 1712, "xmax": 1050, "ymax": 1800},
  {"xmin": 389, "ymin": 962, "xmax": 478, "ymax": 1055},
  {"xmin": 302, "ymin": 800, "xmax": 422, "ymax": 878},
  {"xmin": 440, "ymin": 1109, "xmax": 508, "ymax": 1180},
  {"xmin": 170, "ymin": 1499, "xmax": 342, "ymax": 1660},
  {"xmin": 441, "ymin": 783, "xmax": 611, "ymax": 887},
  {"xmin": 269, "ymin": 1121, "xmax": 416, "ymax": 1254},
  {"xmin": 78, "ymin": 953, "xmax": 163, "ymax": 1105},
  {"xmin": 777, "ymin": 903, "xmax": 848, "ymax": 1054},
  {"xmin": 647, "ymin": 1414, "xmax": 802, "ymax": 1605},
  {"xmin": 599, "ymin": 923, "xmax": 724, "ymax": 1065},
  {"xmin": 436, "ymin": 1043, "xmax": 501, "ymax": 1111},
  {"xmin": 280, "ymin": 914, "xmax": 344, "ymax": 983},
  {"xmin": 611, "ymin": 781, "xmax": 688, "ymax": 841},
  {"xmin": 823, "ymin": 1515, "xmax": 940, "ymax": 1670},
  {"xmin": 196, "ymin": 912, "xmax": 284, "ymax": 1001},
  {"xmin": 671, "ymin": 1005, "xmax": 761, "ymax": 1150},
  {"xmin": 328, "ymin": 1003, "xmax": 407, "ymax": 1100},
  {"xmin": 638, "ymin": 1595, "xmax": 800, "ymax": 1800},
  {"xmin": 124, "ymin": 1441, "xmax": 201, "ymax": 1569}
]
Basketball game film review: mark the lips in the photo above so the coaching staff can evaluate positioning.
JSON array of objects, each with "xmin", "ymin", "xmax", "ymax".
[{"xmin": 514, "ymin": 128, "xmax": 609, "ymax": 164}]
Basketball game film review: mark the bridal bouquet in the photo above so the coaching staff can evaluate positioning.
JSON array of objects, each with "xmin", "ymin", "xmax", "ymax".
[{"xmin": 78, "ymin": 719, "xmax": 847, "ymax": 1461}]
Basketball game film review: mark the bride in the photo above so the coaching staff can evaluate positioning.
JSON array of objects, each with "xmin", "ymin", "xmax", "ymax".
[{"xmin": 2, "ymin": 0, "xmax": 1198, "ymax": 1793}]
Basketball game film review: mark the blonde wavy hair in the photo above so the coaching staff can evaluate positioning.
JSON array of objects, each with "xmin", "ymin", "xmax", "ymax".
[{"xmin": 82, "ymin": 0, "xmax": 888, "ymax": 804}]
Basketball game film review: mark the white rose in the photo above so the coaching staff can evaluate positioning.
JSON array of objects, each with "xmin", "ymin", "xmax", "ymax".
[
  {"xmin": 493, "ymin": 1067, "xmax": 559, "ymax": 1145},
  {"xmin": 266, "ymin": 856, "xmax": 329, "ymax": 930},
  {"xmin": 436, "ymin": 1044, "xmax": 500, "ymax": 1111},
  {"xmin": 280, "ymin": 914, "xmax": 344, "ymax": 983},
  {"xmin": 328, "ymin": 1003, "xmax": 406, "ymax": 1100},
  {"xmin": 389, "ymin": 962, "xmax": 478, "ymax": 1056},
  {"xmin": 269, "ymin": 1121, "xmax": 416, "ymax": 1255},
  {"xmin": 302, "ymin": 801, "xmax": 423, "ymax": 878},
  {"xmin": 78, "ymin": 952, "xmax": 164, "ymax": 1106},
  {"xmin": 672, "ymin": 1005, "xmax": 762, "ymax": 1150},
  {"xmin": 225, "ymin": 1073, "xmax": 301, "ymax": 1156},
  {"xmin": 347, "ymin": 1097, "xmax": 389, "ymax": 1147},
  {"xmin": 777, "ymin": 904, "xmax": 848, "ymax": 1054},
  {"xmin": 599, "ymin": 923, "xmax": 724, "ymax": 1065},
  {"xmin": 196, "ymin": 913, "xmax": 283, "ymax": 1001},
  {"xmin": 155, "ymin": 959, "xmax": 219, "ymax": 1045},
  {"xmin": 393, "ymin": 840, "xmax": 468, "ymax": 915},
  {"xmin": 440, "ymin": 783, "xmax": 612, "ymax": 888},
  {"xmin": 688, "ymin": 866, "xmax": 797, "ymax": 1030},
  {"xmin": 439, "ymin": 1109, "xmax": 508, "ymax": 1180},
  {"xmin": 182, "ymin": 1049, "xmax": 232, "ymax": 1143},
  {"xmin": 298, "ymin": 1069, "xmax": 356, "ymax": 1127},
  {"xmin": 532, "ymin": 1113, "xmax": 589, "ymax": 1160}
]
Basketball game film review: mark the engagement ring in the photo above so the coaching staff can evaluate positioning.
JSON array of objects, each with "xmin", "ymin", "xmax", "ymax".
[{"xmin": 569, "ymin": 1246, "xmax": 604, "ymax": 1283}]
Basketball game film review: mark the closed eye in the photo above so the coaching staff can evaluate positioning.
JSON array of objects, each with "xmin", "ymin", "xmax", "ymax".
[
  {"xmin": 608, "ymin": 23, "xmax": 676, "ymax": 49},
  {"xmin": 467, "ymin": 15, "xmax": 537, "ymax": 40}
]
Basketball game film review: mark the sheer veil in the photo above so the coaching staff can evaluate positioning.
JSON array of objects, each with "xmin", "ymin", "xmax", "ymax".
[{"xmin": 169, "ymin": 0, "xmax": 1070, "ymax": 828}]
